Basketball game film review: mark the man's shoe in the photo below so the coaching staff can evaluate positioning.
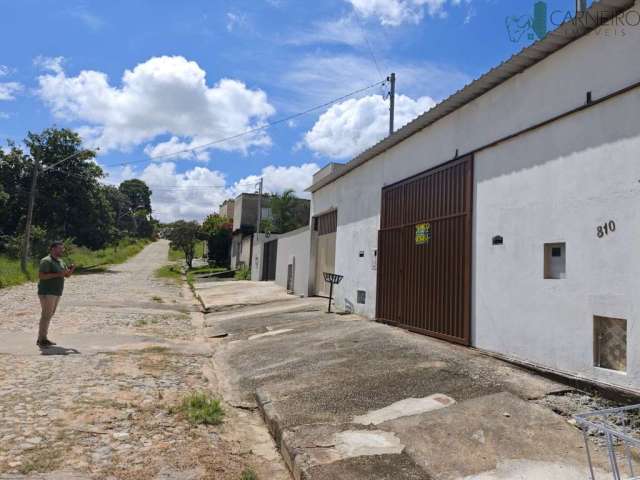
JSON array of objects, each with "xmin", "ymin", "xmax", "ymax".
[{"xmin": 36, "ymin": 339, "xmax": 54, "ymax": 347}]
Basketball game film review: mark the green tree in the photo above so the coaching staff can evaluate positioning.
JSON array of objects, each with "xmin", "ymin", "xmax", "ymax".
[
  {"xmin": 0, "ymin": 128, "xmax": 111, "ymax": 249},
  {"xmin": 202, "ymin": 214, "xmax": 232, "ymax": 268},
  {"xmin": 0, "ymin": 142, "xmax": 34, "ymax": 237},
  {"xmin": 119, "ymin": 179, "xmax": 152, "ymax": 213},
  {"xmin": 167, "ymin": 220, "xmax": 202, "ymax": 268},
  {"xmin": 270, "ymin": 189, "xmax": 310, "ymax": 233}
]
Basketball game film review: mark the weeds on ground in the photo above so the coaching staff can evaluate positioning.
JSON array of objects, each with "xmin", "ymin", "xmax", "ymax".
[
  {"xmin": 140, "ymin": 346, "xmax": 170, "ymax": 354},
  {"xmin": 170, "ymin": 391, "xmax": 225, "ymax": 425},
  {"xmin": 18, "ymin": 445, "xmax": 65, "ymax": 474},
  {"xmin": 189, "ymin": 265, "xmax": 227, "ymax": 275},
  {"xmin": 234, "ymin": 266, "xmax": 251, "ymax": 280},
  {"xmin": 240, "ymin": 467, "xmax": 258, "ymax": 480},
  {"xmin": 151, "ymin": 295, "xmax": 164, "ymax": 303},
  {"xmin": 155, "ymin": 264, "xmax": 183, "ymax": 282}
]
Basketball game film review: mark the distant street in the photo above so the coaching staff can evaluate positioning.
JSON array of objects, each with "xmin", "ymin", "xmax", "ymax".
[{"xmin": 0, "ymin": 240, "xmax": 287, "ymax": 480}]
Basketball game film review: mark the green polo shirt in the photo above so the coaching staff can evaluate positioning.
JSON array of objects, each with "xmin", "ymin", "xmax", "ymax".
[{"xmin": 37, "ymin": 255, "xmax": 67, "ymax": 296}]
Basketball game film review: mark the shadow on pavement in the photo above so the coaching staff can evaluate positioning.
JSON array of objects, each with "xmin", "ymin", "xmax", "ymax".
[{"xmin": 39, "ymin": 345, "xmax": 81, "ymax": 355}]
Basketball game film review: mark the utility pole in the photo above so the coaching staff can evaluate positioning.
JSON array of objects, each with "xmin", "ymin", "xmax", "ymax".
[
  {"xmin": 255, "ymin": 177, "xmax": 264, "ymax": 235},
  {"xmin": 388, "ymin": 72, "xmax": 396, "ymax": 136},
  {"xmin": 20, "ymin": 157, "xmax": 40, "ymax": 274},
  {"xmin": 20, "ymin": 148, "xmax": 96, "ymax": 274}
]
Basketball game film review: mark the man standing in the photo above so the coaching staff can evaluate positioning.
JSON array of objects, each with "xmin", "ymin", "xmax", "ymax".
[{"xmin": 37, "ymin": 241, "xmax": 75, "ymax": 347}]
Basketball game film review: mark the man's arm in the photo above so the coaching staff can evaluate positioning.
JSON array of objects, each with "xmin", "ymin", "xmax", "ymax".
[{"xmin": 39, "ymin": 271, "xmax": 65, "ymax": 280}]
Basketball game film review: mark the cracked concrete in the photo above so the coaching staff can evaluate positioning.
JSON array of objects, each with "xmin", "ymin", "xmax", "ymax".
[
  {"xmin": 201, "ymin": 279, "xmax": 614, "ymax": 479},
  {"xmin": 353, "ymin": 394, "xmax": 456, "ymax": 426}
]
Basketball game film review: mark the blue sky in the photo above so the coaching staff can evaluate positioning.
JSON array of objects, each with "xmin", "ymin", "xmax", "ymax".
[{"xmin": 0, "ymin": 0, "xmax": 582, "ymax": 221}]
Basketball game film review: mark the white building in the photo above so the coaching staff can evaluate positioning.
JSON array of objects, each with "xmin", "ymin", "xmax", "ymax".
[{"xmin": 307, "ymin": 0, "xmax": 640, "ymax": 392}]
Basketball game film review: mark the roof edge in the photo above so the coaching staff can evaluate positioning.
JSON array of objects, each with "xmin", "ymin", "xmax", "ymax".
[{"xmin": 306, "ymin": 0, "xmax": 636, "ymax": 193}]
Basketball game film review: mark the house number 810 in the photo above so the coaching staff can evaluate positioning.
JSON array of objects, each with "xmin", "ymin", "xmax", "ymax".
[{"xmin": 597, "ymin": 220, "xmax": 616, "ymax": 238}]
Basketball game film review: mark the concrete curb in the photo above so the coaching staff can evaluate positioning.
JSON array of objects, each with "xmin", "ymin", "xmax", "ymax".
[{"xmin": 256, "ymin": 389, "xmax": 313, "ymax": 480}]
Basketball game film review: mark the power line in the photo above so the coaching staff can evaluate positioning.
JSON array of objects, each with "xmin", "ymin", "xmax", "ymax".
[{"xmin": 102, "ymin": 79, "xmax": 385, "ymax": 168}]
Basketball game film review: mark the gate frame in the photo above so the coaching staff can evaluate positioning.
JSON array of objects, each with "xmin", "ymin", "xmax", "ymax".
[{"xmin": 375, "ymin": 155, "xmax": 474, "ymax": 346}]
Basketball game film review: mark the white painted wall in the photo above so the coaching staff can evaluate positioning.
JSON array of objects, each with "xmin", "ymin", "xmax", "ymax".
[
  {"xmin": 311, "ymin": 4, "xmax": 640, "ymax": 390},
  {"xmin": 274, "ymin": 227, "xmax": 311, "ymax": 296},
  {"xmin": 474, "ymin": 90, "xmax": 640, "ymax": 390}
]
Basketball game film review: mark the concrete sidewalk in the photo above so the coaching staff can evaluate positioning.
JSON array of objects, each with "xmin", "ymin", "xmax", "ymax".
[{"xmin": 198, "ymin": 280, "xmax": 612, "ymax": 480}]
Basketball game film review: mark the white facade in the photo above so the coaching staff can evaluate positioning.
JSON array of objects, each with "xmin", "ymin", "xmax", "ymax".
[
  {"xmin": 311, "ymin": 4, "xmax": 640, "ymax": 391},
  {"xmin": 274, "ymin": 227, "xmax": 311, "ymax": 296}
]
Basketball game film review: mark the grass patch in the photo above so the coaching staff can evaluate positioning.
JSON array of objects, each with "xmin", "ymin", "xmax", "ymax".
[
  {"xmin": 171, "ymin": 391, "xmax": 225, "ymax": 426},
  {"xmin": 0, "ymin": 256, "xmax": 37, "ymax": 288},
  {"xmin": 134, "ymin": 319, "xmax": 148, "ymax": 327},
  {"xmin": 155, "ymin": 264, "xmax": 183, "ymax": 282},
  {"xmin": 67, "ymin": 238, "xmax": 151, "ymax": 270},
  {"xmin": 234, "ymin": 266, "xmax": 251, "ymax": 280},
  {"xmin": 240, "ymin": 468, "xmax": 258, "ymax": 480},
  {"xmin": 189, "ymin": 265, "xmax": 226, "ymax": 275},
  {"xmin": 168, "ymin": 242, "xmax": 205, "ymax": 262},
  {"xmin": 0, "ymin": 238, "xmax": 151, "ymax": 289},
  {"xmin": 151, "ymin": 295, "xmax": 164, "ymax": 303}
]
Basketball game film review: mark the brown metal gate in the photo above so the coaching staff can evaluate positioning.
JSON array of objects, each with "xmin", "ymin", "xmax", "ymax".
[
  {"xmin": 376, "ymin": 156, "xmax": 473, "ymax": 346},
  {"xmin": 262, "ymin": 239, "xmax": 278, "ymax": 281}
]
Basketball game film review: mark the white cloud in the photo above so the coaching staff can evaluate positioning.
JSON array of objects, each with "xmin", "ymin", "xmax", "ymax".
[
  {"xmin": 231, "ymin": 162, "xmax": 319, "ymax": 199},
  {"xmin": 304, "ymin": 93, "xmax": 435, "ymax": 159},
  {"xmin": 33, "ymin": 56, "xmax": 65, "ymax": 74},
  {"xmin": 348, "ymin": 0, "xmax": 464, "ymax": 26},
  {"xmin": 104, "ymin": 161, "xmax": 319, "ymax": 222},
  {"xmin": 36, "ymin": 55, "xmax": 276, "ymax": 158},
  {"xmin": 143, "ymin": 136, "xmax": 211, "ymax": 162},
  {"xmin": 226, "ymin": 12, "xmax": 247, "ymax": 32},
  {"xmin": 0, "ymin": 65, "xmax": 11, "ymax": 77},
  {"xmin": 0, "ymin": 82, "xmax": 22, "ymax": 101},
  {"xmin": 68, "ymin": 6, "xmax": 106, "ymax": 31},
  {"xmin": 287, "ymin": 15, "xmax": 369, "ymax": 47},
  {"xmin": 0, "ymin": 112, "xmax": 11, "ymax": 119}
]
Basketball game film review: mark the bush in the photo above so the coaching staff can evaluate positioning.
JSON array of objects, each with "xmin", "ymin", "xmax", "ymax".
[{"xmin": 234, "ymin": 266, "xmax": 251, "ymax": 280}]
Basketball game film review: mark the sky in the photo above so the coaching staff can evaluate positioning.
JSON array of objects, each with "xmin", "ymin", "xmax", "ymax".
[{"xmin": 0, "ymin": 0, "xmax": 584, "ymax": 222}]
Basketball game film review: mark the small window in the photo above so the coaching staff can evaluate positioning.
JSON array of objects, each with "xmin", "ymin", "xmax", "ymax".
[
  {"xmin": 594, "ymin": 316, "xmax": 627, "ymax": 372},
  {"xmin": 357, "ymin": 290, "xmax": 366, "ymax": 304},
  {"xmin": 544, "ymin": 243, "xmax": 566, "ymax": 279}
]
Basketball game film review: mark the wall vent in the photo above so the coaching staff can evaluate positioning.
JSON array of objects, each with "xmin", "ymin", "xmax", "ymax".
[{"xmin": 594, "ymin": 316, "xmax": 627, "ymax": 372}]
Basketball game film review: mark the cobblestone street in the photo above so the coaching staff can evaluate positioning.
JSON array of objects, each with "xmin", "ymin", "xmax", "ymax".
[{"xmin": 0, "ymin": 240, "xmax": 287, "ymax": 480}]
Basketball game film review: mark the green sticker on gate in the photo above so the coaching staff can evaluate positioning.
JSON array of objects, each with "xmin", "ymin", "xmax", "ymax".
[{"xmin": 416, "ymin": 223, "xmax": 432, "ymax": 245}]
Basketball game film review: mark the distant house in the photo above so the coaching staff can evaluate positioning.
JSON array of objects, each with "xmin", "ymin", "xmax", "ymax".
[
  {"xmin": 218, "ymin": 199, "xmax": 235, "ymax": 222},
  {"xmin": 229, "ymin": 193, "xmax": 272, "ymax": 270}
]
